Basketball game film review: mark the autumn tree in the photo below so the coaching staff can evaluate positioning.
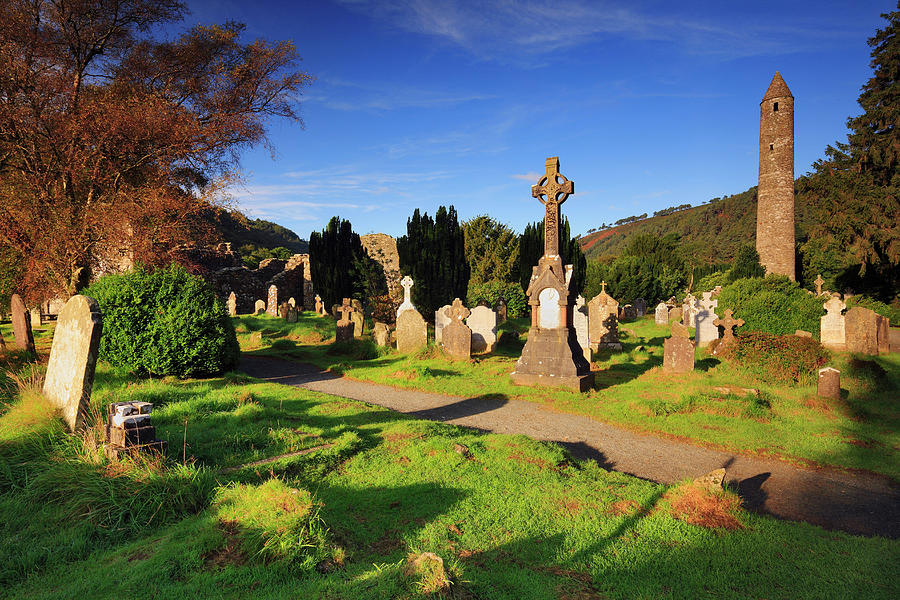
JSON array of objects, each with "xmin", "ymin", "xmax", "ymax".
[{"xmin": 0, "ymin": 1, "xmax": 312, "ymax": 303}]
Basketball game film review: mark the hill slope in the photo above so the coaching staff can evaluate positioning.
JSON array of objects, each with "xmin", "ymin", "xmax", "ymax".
[{"xmin": 213, "ymin": 209, "xmax": 308, "ymax": 254}]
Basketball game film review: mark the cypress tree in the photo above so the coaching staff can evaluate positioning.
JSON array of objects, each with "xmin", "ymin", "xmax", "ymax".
[
  {"xmin": 309, "ymin": 216, "xmax": 385, "ymax": 307},
  {"xmin": 517, "ymin": 217, "xmax": 586, "ymax": 294}
]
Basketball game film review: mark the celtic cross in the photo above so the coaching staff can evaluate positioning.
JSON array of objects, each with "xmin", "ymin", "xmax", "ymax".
[
  {"xmin": 713, "ymin": 309, "xmax": 744, "ymax": 344},
  {"xmin": 449, "ymin": 298, "xmax": 470, "ymax": 322},
  {"xmin": 814, "ymin": 274, "xmax": 824, "ymax": 296},
  {"xmin": 339, "ymin": 298, "xmax": 353, "ymax": 323},
  {"xmin": 532, "ymin": 156, "xmax": 573, "ymax": 257}
]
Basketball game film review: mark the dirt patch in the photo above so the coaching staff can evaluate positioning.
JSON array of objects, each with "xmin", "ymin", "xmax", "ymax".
[
  {"xmin": 389, "ymin": 369, "xmax": 418, "ymax": 381},
  {"xmin": 667, "ymin": 484, "xmax": 743, "ymax": 530},
  {"xmin": 204, "ymin": 521, "xmax": 248, "ymax": 569},
  {"xmin": 554, "ymin": 497, "xmax": 585, "ymax": 516},
  {"xmin": 608, "ymin": 499, "xmax": 639, "ymax": 516}
]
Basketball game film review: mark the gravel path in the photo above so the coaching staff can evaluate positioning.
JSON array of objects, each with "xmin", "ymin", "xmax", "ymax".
[{"xmin": 240, "ymin": 355, "xmax": 900, "ymax": 539}]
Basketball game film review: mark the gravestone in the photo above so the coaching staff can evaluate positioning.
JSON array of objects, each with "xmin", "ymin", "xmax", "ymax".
[
  {"xmin": 335, "ymin": 299, "xmax": 354, "ymax": 343},
  {"xmin": 352, "ymin": 298, "xmax": 364, "ymax": 314},
  {"xmin": 266, "ymin": 285, "xmax": 278, "ymax": 316},
  {"xmin": 254, "ymin": 299, "xmax": 266, "ymax": 315},
  {"xmin": 496, "ymin": 298, "xmax": 507, "ymax": 324},
  {"xmin": 285, "ymin": 306, "xmax": 298, "ymax": 323},
  {"xmin": 714, "ymin": 309, "xmax": 744, "ymax": 350},
  {"xmin": 30, "ymin": 307, "xmax": 42, "ymax": 329},
  {"xmin": 278, "ymin": 302, "xmax": 290, "ymax": 319},
  {"xmin": 795, "ymin": 330, "xmax": 812, "ymax": 338},
  {"xmin": 396, "ymin": 307, "xmax": 427, "ymax": 353},
  {"xmin": 226, "ymin": 292, "xmax": 237, "ymax": 316},
  {"xmin": 671, "ymin": 321, "xmax": 690, "ymax": 339},
  {"xmin": 845, "ymin": 307, "xmax": 878, "ymax": 355},
  {"xmin": 0, "ymin": 330, "xmax": 5, "ymax": 350},
  {"xmin": 314, "ymin": 294, "xmax": 324, "ymax": 316},
  {"xmin": 510, "ymin": 157, "xmax": 593, "ymax": 391},
  {"xmin": 663, "ymin": 337, "xmax": 694, "ymax": 373},
  {"xmin": 350, "ymin": 305, "xmax": 364, "ymax": 338},
  {"xmin": 588, "ymin": 282, "xmax": 621, "ymax": 351},
  {"xmin": 634, "ymin": 298, "xmax": 647, "ymax": 317},
  {"xmin": 573, "ymin": 295, "xmax": 590, "ymax": 362},
  {"xmin": 817, "ymin": 367, "xmax": 840, "ymax": 400},
  {"xmin": 42, "ymin": 295, "xmax": 102, "ymax": 431},
  {"xmin": 467, "ymin": 305, "xmax": 497, "ymax": 354},
  {"xmin": 249, "ymin": 331, "xmax": 263, "ymax": 347},
  {"xmin": 623, "ymin": 304, "xmax": 637, "ymax": 320},
  {"xmin": 655, "ymin": 302, "xmax": 668, "ymax": 325},
  {"xmin": 373, "ymin": 322, "xmax": 391, "ymax": 347},
  {"xmin": 682, "ymin": 295, "xmax": 698, "ymax": 328},
  {"xmin": 695, "ymin": 292, "xmax": 719, "ymax": 348},
  {"xmin": 397, "ymin": 275, "xmax": 415, "ymax": 318},
  {"xmin": 875, "ymin": 315, "xmax": 890, "ymax": 354},
  {"xmin": 668, "ymin": 307, "xmax": 683, "ymax": 324},
  {"xmin": 288, "ymin": 297, "xmax": 296, "ymax": 308},
  {"xmin": 814, "ymin": 274, "xmax": 825, "ymax": 296},
  {"xmin": 10, "ymin": 294, "xmax": 35, "ymax": 353},
  {"xmin": 442, "ymin": 299, "xmax": 472, "ymax": 360},
  {"xmin": 820, "ymin": 296, "xmax": 846, "ymax": 350},
  {"xmin": 434, "ymin": 305, "xmax": 451, "ymax": 344}
]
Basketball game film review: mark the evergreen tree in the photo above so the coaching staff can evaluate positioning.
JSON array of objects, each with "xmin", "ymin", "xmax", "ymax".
[
  {"xmin": 517, "ymin": 217, "xmax": 586, "ymax": 294},
  {"xmin": 309, "ymin": 217, "xmax": 385, "ymax": 307},
  {"xmin": 396, "ymin": 206, "xmax": 468, "ymax": 317},
  {"xmin": 729, "ymin": 244, "xmax": 766, "ymax": 281},
  {"xmin": 463, "ymin": 215, "xmax": 519, "ymax": 284}
]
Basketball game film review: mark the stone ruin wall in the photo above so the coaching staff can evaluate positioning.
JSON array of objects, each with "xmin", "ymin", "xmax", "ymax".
[{"xmin": 360, "ymin": 233, "xmax": 402, "ymax": 302}]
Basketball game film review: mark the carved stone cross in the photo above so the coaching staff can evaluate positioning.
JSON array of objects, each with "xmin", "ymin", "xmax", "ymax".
[
  {"xmin": 532, "ymin": 156, "xmax": 573, "ymax": 257},
  {"xmin": 713, "ymin": 309, "xmax": 744, "ymax": 344},
  {"xmin": 823, "ymin": 295, "xmax": 845, "ymax": 316},
  {"xmin": 338, "ymin": 298, "xmax": 353, "ymax": 323},
  {"xmin": 700, "ymin": 291, "xmax": 718, "ymax": 312},
  {"xmin": 449, "ymin": 298, "xmax": 470, "ymax": 322},
  {"xmin": 814, "ymin": 274, "xmax": 824, "ymax": 296},
  {"xmin": 401, "ymin": 276, "xmax": 413, "ymax": 303},
  {"xmin": 600, "ymin": 280, "xmax": 607, "ymax": 294}
]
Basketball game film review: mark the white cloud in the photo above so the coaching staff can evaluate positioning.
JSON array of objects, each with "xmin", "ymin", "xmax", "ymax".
[
  {"xmin": 305, "ymin": 77, "xmax": 495, "ymax": 112},
  {"xmin": 511, "ymin": 172, "xmax": 542, "ymax": 181}
]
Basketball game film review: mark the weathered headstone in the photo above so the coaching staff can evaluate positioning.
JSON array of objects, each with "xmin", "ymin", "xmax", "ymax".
[
  {"xmin": 671, "ymin": 321, "xmax": 690, "ymax": 339},
  {"xmin": 467, "ymin": 305, "xmax": 497, "ymax": 354},
  {"xmin": 663, "ymin": 336, "xmax": 694, "ymax": 373},
  {"xmin": 634, "ymin": 298, "xmax": 647, "ymax": 317},
  {"xmin": 350, "ymin": 305, "xmax": 364, "ymax": 338},
  {"xmin": 496, "ymin": 298, "xmax": 508, "ymax": 324},
  {"xmin": 655, "ymin": 302, "xmax": 669, "ymax": 325},
  {"xmin": 623, "ymin": 304, "xmax": 637, "ymax": 320},
  {"xmin": 249, "ymin": 331, "xmax": 263, "ymax": 347},
  {"xmin": 285, "ymin": 306, "xmax": 298, "ymax": 323},
  {"xmin": 314, "ymin": 294, "xmax": 324, "ymax": 316},
  {"xmin": 10, "ymin": 294, "xmax": 35, "ymax": 353},
  {"xmin": 443, "ymin": 299, "xmax": 472, "ymax": 360},
  {"xmin": 510, "ymin": 157, "xmax": 593, "ymax": 391},
  {"xmin": 588, "ymin": 282, "xmax": 621, "ymax": 351},
  {"xmin": 266, "ymin": 285, "xmax": 278, "ymax": 316},
  {"xmin": 254, "ymin": 299, "xmax": 266, "ymax": 315},
  {"xmin": 714, "ymin": 309, "xmax": 744, "ymax": 350},
  {"xmin": 682, "ymin": 295, "xmax": 698, "ymax": 328},
  {"xmin": 845, "ymin": 306, "xmax": 878, "ymax": 355},
  {"xmin": 434, "ymin": 304, "xmax": 451, "ymax": 344},
  {"xmin": 29, "ymin": 307, "xmax": 42, "ymax": 329},
  {"xmin": 226, "ymin": 292, "xmax": 237, "ymax": 317},
  {"xmin": 373, "ymin": 322, "xmax": 391, "ymax": 347},
  {"xmin": 288, "ymin": 297, "xmax": 296, "ymax": 308},
  {"xmin": 396, "ymin": 307, "xmax": 427, "ymax": 353},
  {"xmin": 817, "ymin": 367, "xmax": 840, "ymax": 400},
  {"xmin": 335, "ymin": 298, "xmax": 354, "ymax": 343},
  {"xmin": 695, "ymin": 292, "xmax": 719, "ymax": 348},
  {"xmin": 876, "ymin": 315, "xmax": 890, "ymax": 355},
  {"xmin": 397, "ymin": 275, "xmax": 415, "ymax": 318},
  {"xmin": 573, "ymin": 295, "xmax": 590, "ymax": 362},
  {"xmin": 278, "ymin": 301, "xmax": 290, "ymax": 319},
  {"xmin": 42, "ymin": 295, "xmax": 102, "ymax": 431},
  {"xmin": 820, "ymin": 296, "xmax": 846, "ymax": 350},
  {"xmin": 668, "ymin": 307, "xmax": 683, "ymax": 324}
]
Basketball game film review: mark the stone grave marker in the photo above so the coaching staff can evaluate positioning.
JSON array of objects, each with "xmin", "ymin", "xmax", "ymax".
[
  {"xmin": 278, "ymin": 301, "xmax": 290, "ymax": 319},
  {"xmin": 285, "ymin": 306, "xmax": 298, "ymax": 323},
  {"xmin": 663, "ymin": 336, "xmax": 694, "ymax": 373},
  {"xmin": 396, "ymin": 307, "xmax": 427, "ymax": 353},
  {"xmin": 30, "ymin": 307, "xmax": 42, "ymax": 329},
  {"xmin": 496, "ymin": 298, "xmax": 507, "ymax": 324},
  {"xmin": 682, "ymin": 295, "xmax": 698, "ymax": 328},
  {"xmin": 443, "ymin": 299, "xmax": 472, "ymax": 360},
  {"xmin": 42, "ymin": 295, "xmax": 103, "ymax": 431},
  {"xmin": 845, "ymin": 306, "xmax": 878, "ymax": 355},
  {"xmin": 668, "ymin": 306, "xmax": 683, "ymax": 324},
  {"xmin": 714, "ymin": 309, "xmax": 744, "ymax": 350},
  {"xmin": 671, "ymin": 321, "xmax": 690, "ymax": 339},
  {"xmin": 655, "ymin": 302, "xmax": 668, "ymax": 325},
  {"xmin": 350, "ymin": 303, "xmax": 364, "ymax": 338},
  {"xmin": 254, "ymin": 299, "xmax": 266, "ymax": 315},
  {"xmin": 226, "ymin": 292, "xmax": 237, "ymax": 316},
  {"xmin": 573, "ymin": 295, "xmax": 590, "ymax": 362},
  {"xmin": 623, "ymin": 304, "xmax": 636, "ymax": 320},
  {"xmin": 373, "ymin": 322, "xmax": 391, "ymax": 347},
  {"xmin": 820, "ymin": 296, "xmax": 846, "ymax": 350},
  {"xmin": 266, "ymin": 285, "xmax": 278, "ymax": 316},
  {"xmin": 795, "ymin": 330, "xmax": 812, "ymax": 338},
  {"xmin": 331, "ymin": 303, "xmax": 340, "ymax": 319},
  {"xmin": 876, "ymin": 315, "xmax": 890, "ymax": 354},
  {"xmin": 397, "ymin": 275, "xmax": 415, "ymax": 319},
  {"xmin": 695, "ymin": 292, "xmax": 719, "ymax": 347},
  {"xmin": 634, "ymin": 298, "xmax": 647, "ymax": 317},
  {"xmin": 314, "ymin": 294, "xmax": 324, "ymax": 316},
  {"xmin": 814, "ymin": 274, "xmax": 825, "ymax": 296},
  {"xmin": 588, "ymin": 282, "xmax": 621, "ymax": 351},
  {"xmin": 288, "ymin": 297, "xmax": 296, "ymax": 308},
  {"xmin": 434, "ymin": 305, "xmax": 451, "ymax": 344},
  {"xmin": 467, "ymin": 305, "xmax": 497, "ymax": 354},
  {"xmin": 10, "ymin": 294, "xmax": 35, "ymax": 353},
  {"xmin": 817, "ymin": 367, "xmax": 840, "ymax": 400},
  {"xmin": 335, "ymin": 299, "xmax": 354, "ymax": 343},
  {"xmin": 0, "ymin": 329, "xmax": 6, "ymax": 351}
]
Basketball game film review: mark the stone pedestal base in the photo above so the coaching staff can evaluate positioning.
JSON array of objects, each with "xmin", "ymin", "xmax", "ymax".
[{"xmin": 510, "ymin": 327, "xmax": 593, "ymax": 392}]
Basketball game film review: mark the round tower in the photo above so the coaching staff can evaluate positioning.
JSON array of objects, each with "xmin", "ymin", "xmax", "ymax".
[{"xmin": 756, "ymin": 72, "xmax": 795, "ymax": 280}]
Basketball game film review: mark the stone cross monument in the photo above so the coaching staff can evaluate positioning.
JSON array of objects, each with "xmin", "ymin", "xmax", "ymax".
[
  {"xmin": 814, "ymin": 274, "xmax": 825, "ymax": 296},
  {"xmin": 397, "ymin": 275, "xmax": 415, "ymax": 318},
  {"xmin": 510, "ymin": 157, "xmax": 593, "ymax": 392}
]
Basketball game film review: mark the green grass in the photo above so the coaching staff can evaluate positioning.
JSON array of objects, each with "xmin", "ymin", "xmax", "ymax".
[
  {"xmin": 1, "ymin": 354, "xmax": 898, "ymax": 599},
  {"xmin": 234, "ymin": 312, "xmax": 900, "ymax": 481}
]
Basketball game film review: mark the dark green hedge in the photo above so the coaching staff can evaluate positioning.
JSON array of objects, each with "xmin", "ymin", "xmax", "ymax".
[
  {"xmin": 83, "ymin": 264, "xmax": 239, "ymax": 377},
  {"xmin": 716, "ymin": 276, "xmax": 824, "ymax": 338}
]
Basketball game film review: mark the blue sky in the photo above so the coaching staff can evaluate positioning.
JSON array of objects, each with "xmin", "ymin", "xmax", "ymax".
[{"xmin": 182, "ymin": 1, "xmax": 889, "ymax": 240}]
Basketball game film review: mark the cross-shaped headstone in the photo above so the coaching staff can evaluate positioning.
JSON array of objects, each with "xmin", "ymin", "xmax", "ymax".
[
  {"xmin": 401, "ymin": 276, "xmax": 413, "ymax": 303},
  {"xmin": 814, "ymin": 274, "xmax": 825, "ymax": 296},
  {"xmin": 338, "ymin": 298, "xmax": 353, "ymax": 322},
  {"xmin": 713, "ymin": 309, "xmax": 744, "ymax": 345},
  {"xmin": 600, "ymin": 280, "xmax": 607, "ymax": 294},
  {"xmin": 532, "ymin": 157, "xmax": 573, "ymax": 257},
  {"xmin": 449, "ymin": 298, "xmax": 470, "ymax": 322},
  {"xmin": 699, "ymin": 291, "xmax": 718, "ymax": 311},
  {"xmin": 823, "ymin": 295, "xmax": 845, "ymax": 316}
]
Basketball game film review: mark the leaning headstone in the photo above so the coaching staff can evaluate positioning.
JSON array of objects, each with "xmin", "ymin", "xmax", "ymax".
[
  {"xmin": 671, "ymin": 321, "xmax": 690, "ymax": 339},
  {"xmin": 817, "ymin": 367, "xmax": 840, "ymax": 400},
  {"xmin": 335, "ymin": 299, "xmax": 354, "ymax": 343},
  {"xmin": 226, "ymin": 292, "xmax": 237, "ymax": 317},
  {"xmin": 397, "ymin": 275, "xmax": 415, "ymax": 319},
  {"xmin": 266, "ymin": 285, "xmax": 278, "ymax": 316},
  {"xmin": 10, "ymin": 294, "xmax": 35, "ymax": 353},
  {"xmin": 634, "ymin": 298, "xmax": 647, "ymax": 317},
  {"xmin": 443, "ymin": 299, "xmax": 472, "ymax": 360},
  {"xmin": 573, "ymin": 295, "xmax": 590, "ymax": 362},
  {"xmin": 713, "ymin": 309, "xmax": 744, "ymax": 351},
  {"xmin": 496, "ymin": 299, "xmax": 508, "ymax": 324},
  {"xmin": 663, "ymin": 337, "xmax": 694, "ymax": 373},
  {"xmin": 254, "ymin": 299, "xmax": 266, "ymax": 315},
  {"xmin": 695, "ymin": 292, "xmax": 719, "ymax": 348},
  {"xmin": 434, "ymin": 305, "xmax": 451, "ymax": 344},
  {"xmin": 820, "ymin": 296, "xmax": 846, "ymax": 350},
  {"xmin": 249, "ymin": 331, "xmax": 263, "ymax": 347},
  {"xmin": 845, "ymin": 307, "xmax": 879, "ymax": 355},
  {"xmin": 373, "ymin": 322, "xmax": 391, "ymax": 347},
  {"xmin": 467, "ymin": 305, "xmax": 497, "ymax": 354},
  {"xmin": 396, "ymin": 308, "xmax": 427, "ymax": 353},
  {"xmin": 30, "ymin": 307, "xmax": 42, "ymax": 329},
  {"xmin": 42, "ymin": 295, "xmax": 102, "ymax": 431},
  {"xmin": 655, "ymin": 302, "xmax": 668, "ymax": 325}
]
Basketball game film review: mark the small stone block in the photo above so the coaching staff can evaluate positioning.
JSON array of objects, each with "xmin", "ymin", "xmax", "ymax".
[{"xmin": 817, "ymin": 367, "xmax": 841, "ymax": 400}]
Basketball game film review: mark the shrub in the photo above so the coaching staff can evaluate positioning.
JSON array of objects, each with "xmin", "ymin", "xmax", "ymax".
[
  {"xmin": 696, "ymin": 270, "xmax": 729, "ymax": 292},
  {"xmin": 83, "ymin": 264, "xmax": 239, "ymax": 377},
  {"xmin": 721, "ymin": 331, "xmax": 828, "ymax": 384},
  {"xmin": 466, "ymin": 281, "xmax": 527, "ymax": 318},
  {"xmin": 716, "ymin": 275, "xmax": 825, "ymax": 337},
  {"xmin": 845, "ymin": 295, "xmax": 900, "ymax": 324},
  {"xmin": 728, "ymin": 244, "xmax": 765, "ymax": 281}
]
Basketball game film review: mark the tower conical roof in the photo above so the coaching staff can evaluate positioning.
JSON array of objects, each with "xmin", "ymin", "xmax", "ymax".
[{"xmin": 762, "ymin": 72, "xmax": 792, "ymax": 101}]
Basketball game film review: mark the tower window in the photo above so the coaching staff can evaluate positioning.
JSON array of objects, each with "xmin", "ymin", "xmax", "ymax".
[
  {"xmin": 773, "ymin": 102, "xmax": 779, "ymax": 112},
  {"xmin": 769, "ymin": 144, "xmax": 774, "ymax": 151}
]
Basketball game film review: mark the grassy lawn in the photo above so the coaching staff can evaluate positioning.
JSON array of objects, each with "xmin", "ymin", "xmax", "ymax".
[
  {"xmin": 233, "ymin": 312, "xmax": 900, "ymax": 481},
  {"xmin": 1, "ymin": 352, "xmax": 898, "ymax": 599}
]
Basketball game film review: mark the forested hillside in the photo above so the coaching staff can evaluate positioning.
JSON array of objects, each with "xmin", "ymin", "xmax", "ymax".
[{"xmin": 212, "ymin": 209, "xmax": 308, "ymax": 254}]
